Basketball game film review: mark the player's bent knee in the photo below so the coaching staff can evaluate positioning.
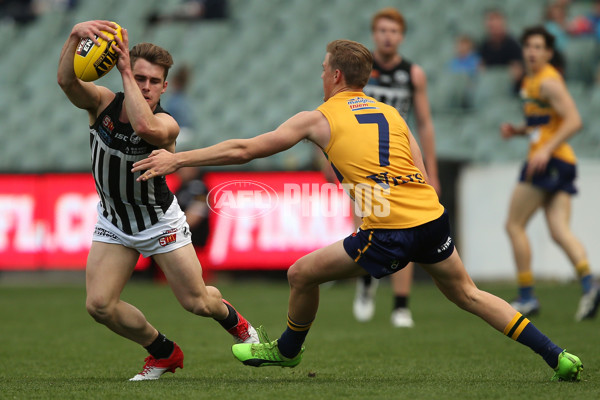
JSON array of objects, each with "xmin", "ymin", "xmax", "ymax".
[
  {"xmin": 287, "ymin": 261, "xmax": 312, "ymax": 290},
  {"xmin": 548, "ymin": 229, "xmax": 568, "ymax": 246},
  {"xmin": 85, "ymin": 297, "xmax": 115, "ymax": 322},
  {"xmin": 505, "ymin": 219, "xmax": 520, "ymax": 236},
  {"xmin": 439, "ymin": 282, "xmax": 480, "ymax": 311},
  {"xmin": 454, "ymin": 288, "xmax": 482, "ymax": 311},
  {"xmin": 181, "ymin": 297, "xmax": 212, "ymax": 317}
]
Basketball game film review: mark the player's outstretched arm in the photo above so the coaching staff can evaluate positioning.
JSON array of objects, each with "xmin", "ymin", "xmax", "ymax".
[
  {"xmin": 57, "ymin": 20, "xmax": 118, "ymax": 113},
  {"xmin": 132, "ymin": 110, "xmax": 327, "ymax": 180}
]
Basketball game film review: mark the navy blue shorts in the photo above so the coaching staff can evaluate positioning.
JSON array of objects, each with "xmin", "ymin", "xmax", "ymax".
[
  {"xmin": 343, "ymin": 211, "xmax": 454, "ymax": 279},
  {"xmin": 519, "ymin": 157, "xmax": 577, "ymax": 195}
]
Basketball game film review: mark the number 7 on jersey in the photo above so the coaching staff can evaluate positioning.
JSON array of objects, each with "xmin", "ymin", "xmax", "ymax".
[{"xmin": 355, "ymin": 113, "xmax": 390, "ymax": 167}]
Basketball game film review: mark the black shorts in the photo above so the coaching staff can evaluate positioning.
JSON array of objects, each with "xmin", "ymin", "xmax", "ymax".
[
  {"xmin": 519, "ymin": 157, "xmax": 577, "ymax": 195},
  {"xmin": 343, "ymin": 211, "xmax": 454, "ymax": 278}
]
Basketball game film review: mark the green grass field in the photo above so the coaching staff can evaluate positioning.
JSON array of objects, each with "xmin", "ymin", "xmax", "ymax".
[{"xmin": 1, "ymin": 278, "xmax": 598, "ymax": 399}]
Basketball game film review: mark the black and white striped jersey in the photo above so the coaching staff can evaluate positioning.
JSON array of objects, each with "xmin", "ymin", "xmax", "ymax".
[{"xmin": 89, "ymin": 92, "xmax": 174, "ymax": 235}]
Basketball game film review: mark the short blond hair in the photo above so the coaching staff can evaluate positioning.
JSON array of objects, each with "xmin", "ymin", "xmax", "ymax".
[{"xmin": 326, "ymin": 40, "xmax": 373, "ymax": 88}]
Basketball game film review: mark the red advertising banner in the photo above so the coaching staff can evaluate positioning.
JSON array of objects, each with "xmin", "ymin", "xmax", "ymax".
[
  {"xmin": 0, "ymin": 174, "xmax": 98, "ymax": 269},
  {"xmin": 0, "ymin": 172, "xmax": 354, "ymax": 270},
  {"xmin": 202, "ymin": 171, "xmax": 354, "ymax": 270}
]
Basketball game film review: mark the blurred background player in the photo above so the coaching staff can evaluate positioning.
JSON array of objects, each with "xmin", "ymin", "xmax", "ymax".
[
  {"xmin": 175, "ymin": 166, "xmax": 210, "ymax": 250},
  {"xmin": 57, "ymin": 20, "xmax": 257, "ymax": 381},
  {"xmin": 356, "ymin": 7, "xmax": 440, "ymax": 328},
  {"xmin": 501, "ymin": 25, "xmax": 600, "ymax": 321},
  {"xmin": 162, "ymin": 64, "xmax": 196, "ymax": 149}
]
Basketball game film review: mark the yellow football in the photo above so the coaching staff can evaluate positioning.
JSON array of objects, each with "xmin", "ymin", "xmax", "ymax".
[{"xmin": 73, "ymin": 22, "xmax": 123, "ymax": 82}]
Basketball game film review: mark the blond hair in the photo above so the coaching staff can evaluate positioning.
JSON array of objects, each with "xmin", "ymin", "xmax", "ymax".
[{"xmin": 326, "ymin": 40, "xmax": 373, "ymax": 88}]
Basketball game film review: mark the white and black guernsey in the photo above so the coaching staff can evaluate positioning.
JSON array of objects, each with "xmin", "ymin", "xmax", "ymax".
[
  {"xmin": 363, "ymin": 57, "xmax": 414, "ymax": 121},
  {"xmin": 89, "ymin": 92, "xmax": 174, "ymax": 235}
]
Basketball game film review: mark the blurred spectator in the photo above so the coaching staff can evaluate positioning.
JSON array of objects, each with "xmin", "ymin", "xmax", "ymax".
[
  {"xmin": 0, "ymin": 0, "xmax": 36, "ymax": 24},
  {"xmin": 33, "ymin": 0, "xmax": 77, "ymax": 14},
  {"xmin": 568, "ymin": 0, "xmax": 600, "ymax": 41},
  {"xmin": 0, "ymin": 0, "xmax": 77, "ymax": 25},
  {"xmin": 449, "ymin": 34, "xmax": 480, "ymax": 79},
  {"xmin": 448, "ymin": 34, "xmax": 480, "ymax": 109},
  {"xmin": 543, "ymin": 1, "xmax": 569, "ymax": 74},
  {"xmin": 147, "ymin": 0, "xmax": 228, "ymax": 25},
  {"xmin": 478, "ymin": 8, "xmax": 524, "ymax": 91},
  {"xmin": 174, "ymin": 167, "xmax": 210, "ymax": 249},
  {"xmin": 544, "ymin": 1, "xmax": 569, "ymax": 51},
  {"xmin": 163, "ymin": 65, "xmax": 195, "ymax": 149}
]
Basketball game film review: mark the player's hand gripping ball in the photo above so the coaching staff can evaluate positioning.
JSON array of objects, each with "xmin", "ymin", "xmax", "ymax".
[{"xmin": 73, "ymin": 22, "xmax": 122, "ymax": 82}]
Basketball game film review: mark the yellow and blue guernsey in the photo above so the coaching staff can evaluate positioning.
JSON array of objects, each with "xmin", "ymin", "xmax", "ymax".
[
  {"xmin": 317, "ymin": 91, "xmax": 443, "ymax": 230},
  {"xmin": 521, "ymin": 64, "xmax": 576, "ymax": 164}
]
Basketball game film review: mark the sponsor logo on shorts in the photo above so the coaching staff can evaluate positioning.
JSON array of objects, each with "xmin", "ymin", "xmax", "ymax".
[
  {"xmin": 390, "ymin": 259, "xmax": 401, "ymax": 270},
  {"xmin": 437, "ymin": 236, "xmax": 452, "ymax": 254},
  {"xmin": 159, "ymin": 234, "xmax": 177, "ymax": 247},
  {"xmin": 94, "ymin": 226, "xmax": 119, "ymax": 241}
]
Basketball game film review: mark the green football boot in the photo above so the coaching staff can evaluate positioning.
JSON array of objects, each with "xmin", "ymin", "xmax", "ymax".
[
  {"xmin": 232, "ymin": 339, "xmax": 304, "ymax": 368},
  {"xmin": 255, "ymin": 325, "xmax": 271, "ymax": 344},
  {"xmin": 550, "ymin": 350, "xmax": 583, "ymax": 382}
]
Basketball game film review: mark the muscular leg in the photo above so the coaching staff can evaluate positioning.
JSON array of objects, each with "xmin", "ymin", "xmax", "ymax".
[
  {"xmin": 505, "ymin": 183, "xmax": 547, "ymax": 276},
  {"xmin": 288, "ymin": 240, "xmax": 365, "ymax": 323},
  {"xmin": 421, "ymin": 249, "xmax": 516, "ymax": 330},
  {"xmin": 278, "ymin": 239, "xmax": 365, "ymax": 357},
  {"xmin": 421, "ymin": 249, "xmax": 564, "ymax": 368},
  {"xmin": 153, "ymin": 244, "xmax": 228, "ymax": 320},
  {"xmin": 86, "ymin": 242, "xmax": 158, "ymax": 346},
  {"xmin": 154, "ymin": 243, "xmax": 257, "ymax": 342},
  {"xmin": 544, "ymin": 192, "xmax": 599, "ymax": 322},
  {"xmin": 505, "ymin": 183, "xmax": 547, "ymax": 301},
  {"xmin": 544, "ymin": 192, "xmax": 588, "ymax": 269}
]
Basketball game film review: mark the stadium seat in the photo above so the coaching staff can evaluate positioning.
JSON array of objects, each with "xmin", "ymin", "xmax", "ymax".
[
  {"xmin": 430, "ymin": 72, "xmax": 474, "ymax": 112},
  {"xmin": 564, "ymin": 37, "xmax": 598, "ymax": 85},
  {"xmin": 472, "ymin": 67, "xmax": 514, "ymax": 109}
]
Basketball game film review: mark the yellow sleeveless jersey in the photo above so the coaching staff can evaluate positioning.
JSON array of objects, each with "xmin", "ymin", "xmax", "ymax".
[
  {"xmin": 317, "ymin": 91, "xmax": 443, "ymax": 230},
  {"xmin": 521, "ymin": 64, "xmax": 576, "ymax": 164}
]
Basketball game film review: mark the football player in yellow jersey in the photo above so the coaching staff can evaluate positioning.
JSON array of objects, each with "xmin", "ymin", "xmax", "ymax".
[
  {"xmin": 133, "ymin": 39, "xmax": 582, "ymax": 381},
  {"xmin": 501, "ymin": 26, "xmax": 599, "ymax": 321}
]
